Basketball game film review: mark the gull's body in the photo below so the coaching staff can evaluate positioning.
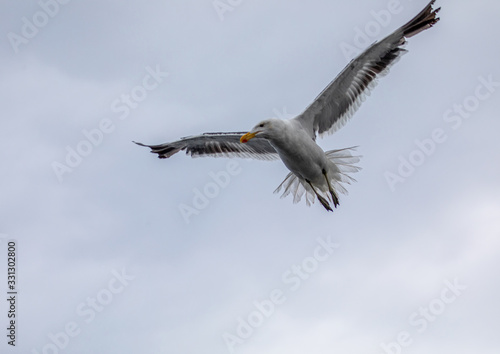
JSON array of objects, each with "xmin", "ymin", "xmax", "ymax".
[
  {"xmin": 252, "ymin": 118, "xmax": 344, "ymax": 210},
  {"xmin": 256, "ymin": 119, "xmax": 327, "ymax": 183},
  {"xmin": 135, "ymin": 1, "xmax": 440, "ymax": 211}
]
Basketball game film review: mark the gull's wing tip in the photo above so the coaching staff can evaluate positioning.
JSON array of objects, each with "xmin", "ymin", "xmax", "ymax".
[
  {"xmin": 402, "ymin": 0, "xmax": 441, "ymax": 38},
  {"xmin": 133, "ymin": 141, "xmax": 169, "ymax": 159}
]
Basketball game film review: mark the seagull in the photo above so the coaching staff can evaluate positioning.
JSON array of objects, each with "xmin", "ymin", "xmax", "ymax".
[{"xmin": 135, "ymin": 1, "xmax": 440, "ymax": 211}]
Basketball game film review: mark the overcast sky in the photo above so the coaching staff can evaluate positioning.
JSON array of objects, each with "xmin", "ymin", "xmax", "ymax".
[{"xmin": 1, "ymin": 0, "xmax": 500, "ymax": 353}]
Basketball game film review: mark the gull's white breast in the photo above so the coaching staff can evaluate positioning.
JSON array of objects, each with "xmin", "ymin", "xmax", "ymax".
[{"xmin": 268, "ymin": 120, "xmax": 328, "ymax": 184}]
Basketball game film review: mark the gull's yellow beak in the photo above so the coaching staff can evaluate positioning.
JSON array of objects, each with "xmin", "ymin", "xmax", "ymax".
[{"xmin": 240, "ymin": 132, "xmax": 257, "ymax": 143}]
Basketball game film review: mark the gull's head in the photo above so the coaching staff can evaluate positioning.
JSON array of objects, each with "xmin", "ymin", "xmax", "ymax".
[{"xmin": 240, "ymin": 119, "xmax": 280, "ymax": 143}]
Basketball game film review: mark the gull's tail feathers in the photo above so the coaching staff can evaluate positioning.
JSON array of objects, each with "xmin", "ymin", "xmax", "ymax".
[{"xmin": 274, "ymin": 147, "xmax": 362, "ymax": 208}]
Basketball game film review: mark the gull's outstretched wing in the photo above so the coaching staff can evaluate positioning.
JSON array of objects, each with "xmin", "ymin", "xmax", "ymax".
[
  {"xmin": 134, "ymin": 132, "xmax": 279, "ymax": 160},
  {"xmin": 295, "ymin": 0, "xmax": 440, "ymax": 139}
]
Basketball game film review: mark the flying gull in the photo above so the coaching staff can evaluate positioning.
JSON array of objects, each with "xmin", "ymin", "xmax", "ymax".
[{"xmin": 135, "ymin": 1, "xmax": 440, "ymax": 211}]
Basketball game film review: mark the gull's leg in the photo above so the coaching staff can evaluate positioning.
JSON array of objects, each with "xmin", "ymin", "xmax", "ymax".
[
  {"xmin": 323, "ymin": 169, "xmax": 339, "ymax": 208},
  {"xmin": 306, "ymin": 179, "xmax": 333, "ymax": 212}
]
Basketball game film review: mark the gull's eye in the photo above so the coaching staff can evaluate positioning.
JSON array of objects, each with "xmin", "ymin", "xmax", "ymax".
[{"xmin": 259, "ymin": 123, "xmax": 265, "ymax": 128}]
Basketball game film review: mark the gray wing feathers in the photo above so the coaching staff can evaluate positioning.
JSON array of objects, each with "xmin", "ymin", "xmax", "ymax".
[
  {"xmin": 134, "ymin": 132, "xmax": 279, "ymax": 160},
  {"xmin": 296, "ymin": 0, "xmax": 440, "ymax": 138}
]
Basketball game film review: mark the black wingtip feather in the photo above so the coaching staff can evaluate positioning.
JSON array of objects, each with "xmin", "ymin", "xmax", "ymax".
[
  {"xmin": 133, "ymin": 140, "xmax": 183, "ymax": 159},
  {"xmin": 402, "ymin": 0, "xmax": 441, "ymax": 39}
]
